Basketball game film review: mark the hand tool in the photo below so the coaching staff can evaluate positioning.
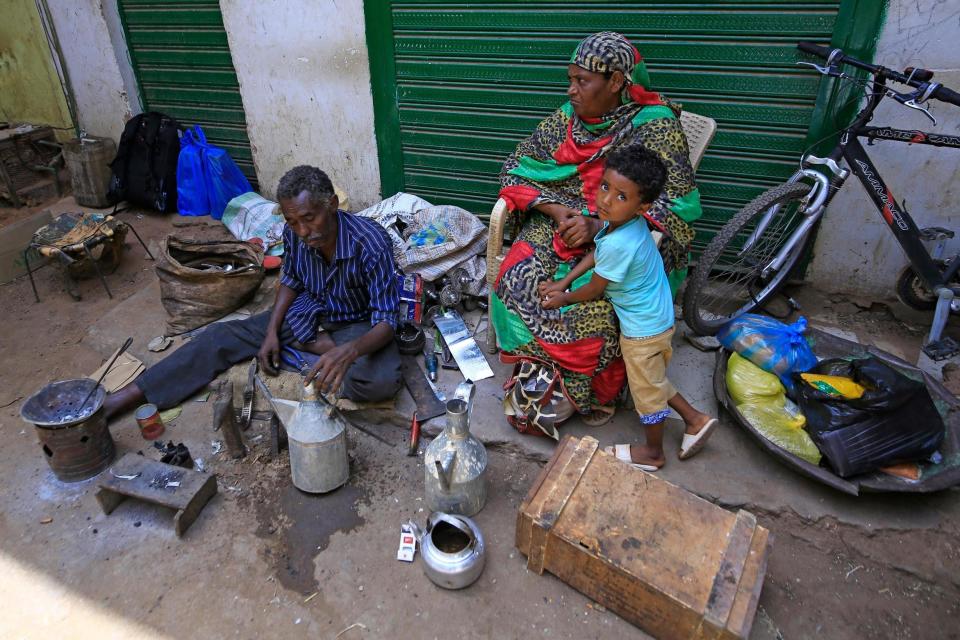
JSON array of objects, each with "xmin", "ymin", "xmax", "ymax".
[
  {"xmin": 79, "ymin": 336, "xmax": 133, "ymax": 412},
  {"xmin": 407, "ymin": 412, "xmax": 421, "ymax": 456}
]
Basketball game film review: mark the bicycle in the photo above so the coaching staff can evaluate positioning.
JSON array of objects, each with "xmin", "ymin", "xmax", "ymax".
[{"xmin": 682, "ymin": 41, "xmax": 960, "ymax": 360}]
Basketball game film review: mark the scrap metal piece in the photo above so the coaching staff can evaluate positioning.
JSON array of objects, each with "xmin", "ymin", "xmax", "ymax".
[
  {"xmin": 214, "ymin": 383, "xmax": 246, "ymax": 459},
  {"xmin": 240, "ymin": 358, "xmax": 257, "ymax": 430},
  {"xmin": 433, "ymin": 310, "xmax": 494, "ymax": 381},
  {"xmin": 400, "ymin": 355, "xmax": 446, "ymax": 421}
]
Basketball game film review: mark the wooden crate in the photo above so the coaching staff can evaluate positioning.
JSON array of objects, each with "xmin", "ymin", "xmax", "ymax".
[{"xmin": 517, "ymin": 436, "xmax": 771, "ymax": 640}]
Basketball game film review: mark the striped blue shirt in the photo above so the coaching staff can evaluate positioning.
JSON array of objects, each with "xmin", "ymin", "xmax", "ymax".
[{"xmin": 279, "ymin": 210, "xmax": 399, "ymax": 343}]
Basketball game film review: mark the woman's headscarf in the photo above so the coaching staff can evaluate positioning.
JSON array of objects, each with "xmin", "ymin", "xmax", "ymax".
[{"xmin": 569, "ymin": 31, "xmax": 663, "ymax": 106}]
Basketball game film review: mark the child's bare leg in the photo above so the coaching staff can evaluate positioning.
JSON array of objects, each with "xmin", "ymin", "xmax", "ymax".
[
  {"xmin": 629, "ymin": 420, "xmax": 666, "ymax": 467},
  {"xmin": 668, "ymin": 392, "xmax": 712, "ymax": 435}
]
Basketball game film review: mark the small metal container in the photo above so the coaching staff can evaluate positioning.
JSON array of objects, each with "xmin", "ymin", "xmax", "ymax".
[
  {"xmin": 134, "ymin": 403, "xmax": 165, "ymax": 440},
  {"xmin": 20, "ymin": 379, "xmax": 115, "ymax": 482},
  {"xmin": 408, "ymin": 512, "xmax": 486, "ymax": 590}
]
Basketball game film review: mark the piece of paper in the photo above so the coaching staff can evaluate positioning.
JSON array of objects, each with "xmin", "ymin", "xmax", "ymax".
[
  {"xmin": 433, "ymin": 310, "xmax": 493, "ymax": 381},
  {"xmin": 88, "ymin": 348, "xmax": 145, "ymax": 393}
]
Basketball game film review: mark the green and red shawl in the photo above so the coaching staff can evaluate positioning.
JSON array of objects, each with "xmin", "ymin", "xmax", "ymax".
[{"xmin": 492, "ymin": 34, "xmax": 702, "ymax": 414}]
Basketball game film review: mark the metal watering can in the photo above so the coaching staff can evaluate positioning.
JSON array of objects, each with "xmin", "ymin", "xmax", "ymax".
[
  {"xmin": 423, "ymin": 381, "xmax": 487, "ymax": 516},
  {"xmin": 287, "ymin": 382, "xmax": 349, "ymax": 493}
]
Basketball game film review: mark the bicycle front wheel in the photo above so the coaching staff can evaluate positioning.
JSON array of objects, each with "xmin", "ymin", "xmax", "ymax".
[{"xmin": 683, "ymin": 182, "xmax": 815, "ymax": 335}]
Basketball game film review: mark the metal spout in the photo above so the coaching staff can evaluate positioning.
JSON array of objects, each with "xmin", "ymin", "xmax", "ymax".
[
  {"xmin": 435, "ymin": 449, "xmax": 456, "ymax": 491},
  {"xmin": 445, "ymin": 398, "xmax": 470, "ymax": 439}
]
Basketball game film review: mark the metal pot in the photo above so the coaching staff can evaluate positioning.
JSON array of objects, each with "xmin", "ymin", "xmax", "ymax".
[{"xmin": 408, "ymin": 512, "xmax": 485, "ymax": 590}]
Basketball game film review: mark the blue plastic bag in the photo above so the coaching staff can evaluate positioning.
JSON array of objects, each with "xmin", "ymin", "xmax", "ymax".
[
  {"xmin": 717, "ymin": 314, "xmax": 818, "ymax": 389},
  {"xmin": 195, "ymin": 126, "xmax": 252, "ymax": 220},
  {"xmin": 176, "ymin": 129, "xmax": 209, "ymax": 216}
]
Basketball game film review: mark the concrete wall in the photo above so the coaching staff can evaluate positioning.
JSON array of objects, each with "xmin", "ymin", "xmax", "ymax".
[
  {"xmin": 807, "ymin": 0, "xmax": 960, "ymax": 298},
  {"xmin": 0, "ymin": 0, "xmax": 73, "ymax": 131},
  {"xmin": 220, "ymin": 0, "xmax": 381, "ymax": 204},
  {"xmin": 45, "ymin": 0, "xmax": 134, "ymax": 141}
]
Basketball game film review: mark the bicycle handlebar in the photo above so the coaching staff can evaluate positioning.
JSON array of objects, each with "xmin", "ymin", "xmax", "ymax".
[{"xmin": 797, "ymin": 41, "xmax": 960, "ymax": 107}]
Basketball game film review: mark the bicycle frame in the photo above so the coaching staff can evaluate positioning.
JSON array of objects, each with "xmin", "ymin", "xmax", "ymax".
[{"xmin": 761, "ymin": 76, "xmax": 960, "ymax": 293}]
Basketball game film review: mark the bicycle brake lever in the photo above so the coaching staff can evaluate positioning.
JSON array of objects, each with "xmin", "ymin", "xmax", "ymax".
[
  {"xmin": 904, "ymin": 99, "xmax": 937, "ymax": 125},
  {"xmin": 797, "ymin": 61, "xmax": 837, "ymax": 76}
]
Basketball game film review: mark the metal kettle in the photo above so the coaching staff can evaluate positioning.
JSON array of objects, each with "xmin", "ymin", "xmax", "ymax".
[
  {"xmin": 423, "ymin": 382, "xmax": 487, "ymax": 516},
  {"xmin": 407, "ymin": 512, "xmax": 486, "ymax": 590}
]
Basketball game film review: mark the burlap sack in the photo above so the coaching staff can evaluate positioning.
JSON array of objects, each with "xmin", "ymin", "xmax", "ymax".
[{"xmin": 156, "ymin": 235, "xmax": 264, "ymax": 335}]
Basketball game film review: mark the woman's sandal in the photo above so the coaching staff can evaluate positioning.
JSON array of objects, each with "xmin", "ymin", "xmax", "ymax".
[
  {"xmin": 678, "ymin": 418, "xmax": 718, "ymax": 460},
  {"xmin": 582, "ymin": 408, "xmax": 614, "ymax": 427},
  {"xmin": 603, "ymin": 444, "xmax": 659, "ymax": 472}
]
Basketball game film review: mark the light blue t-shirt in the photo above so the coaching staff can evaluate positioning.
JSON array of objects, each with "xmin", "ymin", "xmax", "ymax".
[{"xmin": 593, "ymin": 218, "xmax": 674, "ymax": 338}]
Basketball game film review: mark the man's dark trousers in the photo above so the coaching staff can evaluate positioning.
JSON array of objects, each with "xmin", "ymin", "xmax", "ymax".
[{"xmin": 136, "ymin": 311, "xmax": 402, "ymax": 409}]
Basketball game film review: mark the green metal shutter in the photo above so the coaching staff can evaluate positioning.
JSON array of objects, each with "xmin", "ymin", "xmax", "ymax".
[
  {"xmin": 117, "ymin": 0, "xmax": 257, "ymax": 187},
  {"xmin": 364, "ymin": 0, "xmax": 884, "ymax": 252}
]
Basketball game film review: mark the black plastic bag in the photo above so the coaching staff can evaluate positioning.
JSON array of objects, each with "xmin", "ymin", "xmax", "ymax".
[{"xmin": 793, "ymin": 357, "xmax": 944, "ymax": 477}]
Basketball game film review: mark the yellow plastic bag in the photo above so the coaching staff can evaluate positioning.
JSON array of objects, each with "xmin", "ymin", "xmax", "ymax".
[
  {"xmin": 727, "ymin": 352, "xmax": 785, "ymax": 405},
  {"xmin": 738, "ymin": 400, "xmax": 821, "ymax": 465},
  {"xmin": 799, "ymin": 373, "xmax": 866, "ymax": 399}
]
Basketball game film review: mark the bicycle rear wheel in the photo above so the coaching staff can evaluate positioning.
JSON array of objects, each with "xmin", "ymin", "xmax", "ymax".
[{"xmin": 683, "ymin": 182, "xmax": 815, "ymax": 335}]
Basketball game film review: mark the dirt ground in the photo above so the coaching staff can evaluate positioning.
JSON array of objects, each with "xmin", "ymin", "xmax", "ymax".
[{"xmin": 1, "ymin": 196, "xmax": 958, "ymax": 639}]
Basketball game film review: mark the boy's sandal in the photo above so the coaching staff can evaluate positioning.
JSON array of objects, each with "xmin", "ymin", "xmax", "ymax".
[
  {"xmin": 603, "ymin": 445, "xmax": 659, "ymax": 472},
  {"xmin": 582, "ymin": 408, "xmax": 614, "ymax": 427},
  {"xmin": 678, "ymin": 418, "xmax": 718, "ymax": 460}
]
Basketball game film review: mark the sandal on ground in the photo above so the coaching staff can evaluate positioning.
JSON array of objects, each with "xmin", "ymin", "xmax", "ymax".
[
  {"xmin": 678, "ymin": 418, "xmax": 718, "ymax": 460},
  {"xmin": 582, "ymin": 408, "xmax": 614, "ymax": 427},
  {"xmin": 603, "ymin": 445, "xmax": 659, "ymax": 472}
]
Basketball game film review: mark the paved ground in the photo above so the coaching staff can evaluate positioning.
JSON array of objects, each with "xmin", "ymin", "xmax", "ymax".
[{"xmin": 1, "ymin": 198, "xmax": 958, "ymax": 639}]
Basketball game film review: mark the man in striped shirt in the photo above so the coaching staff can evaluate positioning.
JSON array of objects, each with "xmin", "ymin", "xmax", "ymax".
[{"xmin": 103, "ymin": 166, "xmax": 402, "ymax": 417}]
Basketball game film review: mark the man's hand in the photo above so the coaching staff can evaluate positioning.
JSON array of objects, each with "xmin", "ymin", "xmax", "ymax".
[
  {"xmin": 542, "ymin": 290, "xmax": 568, "ymax": 310},
  {"xmin": 304, "ymin": 342, "xmax": 360, "ymax": 396},
  {"xmin": 257, "ymin": 331, "xmax": 282, "ymax": 376},
  {"xmin": 558, "ymin": 215, "xmax": 601, "ymax": 248}
]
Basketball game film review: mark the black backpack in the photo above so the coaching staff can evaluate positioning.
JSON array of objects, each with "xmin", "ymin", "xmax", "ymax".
[{"xmin": 108, "ymin": 112, "xmax": 181, "ymax": 212}]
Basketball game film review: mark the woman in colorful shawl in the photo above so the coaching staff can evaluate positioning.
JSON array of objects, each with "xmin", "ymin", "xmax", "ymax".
[{"xmin": 491, "ymin": 32, "xmax": 702, "ymax": 425}]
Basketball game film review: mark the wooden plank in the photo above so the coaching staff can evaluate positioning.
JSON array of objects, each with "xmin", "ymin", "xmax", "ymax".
[
  {"xmin": 702, "ymin": 510, "xmax": 758, "ymax": 635},
  {"xmin": 96, "ymin": 453, "xmax": 218, "ymax": 537}
]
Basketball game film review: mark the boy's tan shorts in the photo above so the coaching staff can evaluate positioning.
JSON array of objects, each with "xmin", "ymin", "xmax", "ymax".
[{"xmin": 620, "ymin": 327, "xmax": 677, "ymax": 421}]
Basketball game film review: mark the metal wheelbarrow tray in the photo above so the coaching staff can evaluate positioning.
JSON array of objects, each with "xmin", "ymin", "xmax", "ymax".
[{"xmin": 713, "ymin": 327, "xmax": 960, "ymax": 495}]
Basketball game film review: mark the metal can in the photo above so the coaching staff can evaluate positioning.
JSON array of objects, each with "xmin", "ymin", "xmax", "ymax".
[{"xmin": 134, "ymin": 403, "xmax": 165, "ymax": 440}]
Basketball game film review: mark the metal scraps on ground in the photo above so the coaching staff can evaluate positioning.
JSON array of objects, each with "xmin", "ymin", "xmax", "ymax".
[{"xmin": 109, "ymin": 469, "xmax": 141, "ymax": 480}]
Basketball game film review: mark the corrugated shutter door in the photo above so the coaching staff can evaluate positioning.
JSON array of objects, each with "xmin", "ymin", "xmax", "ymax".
[
  {"xmin": 118, "ymin": 0, "xmax": 257, "ymax": 187},
  {"xmin": 365, "ymin": 1, "xmax": 883, "ymax": 253}
]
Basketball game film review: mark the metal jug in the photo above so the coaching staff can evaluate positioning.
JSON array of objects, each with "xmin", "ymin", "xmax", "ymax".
[
  {"xmin": 407, "ymin": 512, "xmax": 486, "ymax": 590},
  {"xmin": 287, "ymin": 382, "xmax": 349, "ymax": 493},
  {"xmin": 423, "ymin": 382, "xmax": 487, "ymax": 516}
]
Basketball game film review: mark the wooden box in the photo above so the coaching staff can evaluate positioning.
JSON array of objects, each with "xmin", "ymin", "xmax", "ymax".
[{"xmin": 516, "ymin": 436, "xmax": 771, "ymax": 640}]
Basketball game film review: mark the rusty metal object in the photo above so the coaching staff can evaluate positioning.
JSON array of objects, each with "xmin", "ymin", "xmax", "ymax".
[
  {"xmin": 20, "ymin": 378, "xmax": 115, "ymax": 482},
  {"xmin": 214, "ymin": 383, "xmax": 246, "ymax": 459}
]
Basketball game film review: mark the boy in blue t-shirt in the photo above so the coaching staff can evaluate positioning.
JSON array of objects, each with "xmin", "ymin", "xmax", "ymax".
[{"xmin": 540, "ymin": 145, "xmax": 717, "ymax": 470}]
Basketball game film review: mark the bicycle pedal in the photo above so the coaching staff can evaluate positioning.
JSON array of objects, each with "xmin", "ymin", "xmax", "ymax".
[{"xmin": 922, "ymin": 337, "xmax": 960, "ymax": 361}]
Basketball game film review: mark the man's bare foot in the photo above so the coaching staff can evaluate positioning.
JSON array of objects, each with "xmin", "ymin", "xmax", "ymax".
[
  {"xmin": 103, "ymin": 383, "xmax": 145, "ymax": 420},
  {"xmin": 294, "ymin": 333, "xmax": 336, "ymax": 356},
  {"xmin": 629, "ymin": 444, "xmax": 666, "ymax": 468},
  {"xmin": 683, "ymin": 412, "xmax": 714, "ymax": 436}
]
